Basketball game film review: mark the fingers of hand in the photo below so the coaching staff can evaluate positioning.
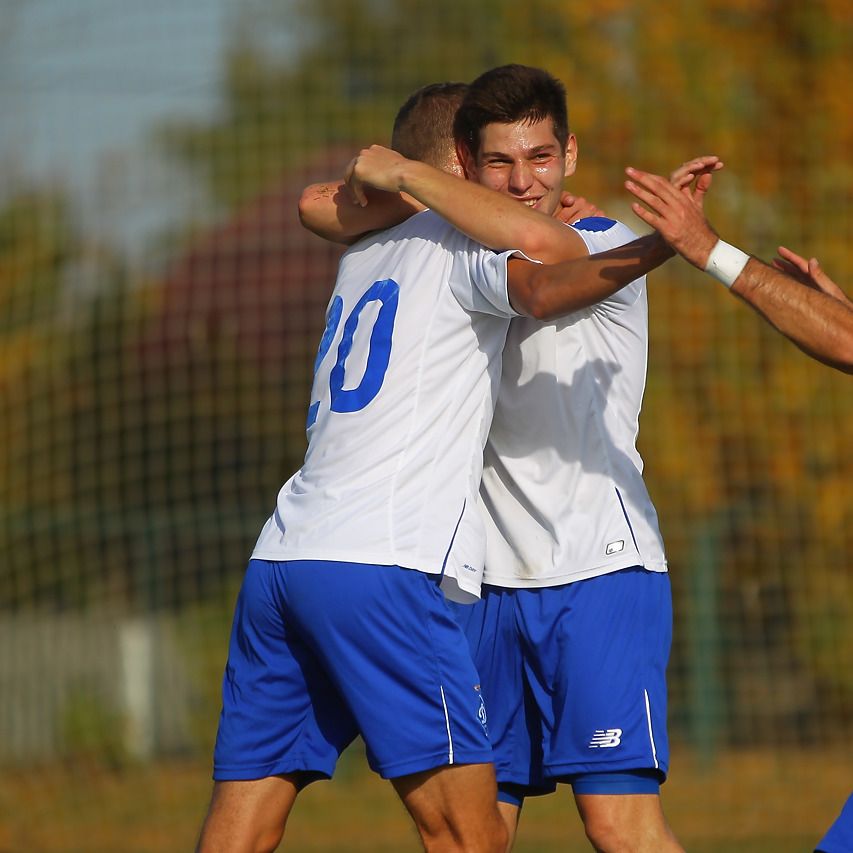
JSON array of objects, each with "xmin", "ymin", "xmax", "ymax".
[
  {"xmin": 776, "ymin": 245, "xmax": 809, "ymax": 273},
  {"xmin": 624, "ymin": 176, "xmax": 669, "ymax": 217},
  {"xmin": 630, "ymin": 201, "xmax": 657, "ymax": 227}
]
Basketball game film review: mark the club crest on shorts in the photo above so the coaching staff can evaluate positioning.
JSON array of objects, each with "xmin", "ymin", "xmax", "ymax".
[
  {"xmin": 588, "ymin": 728, "xmax": 622, "ymax": 748},
  {"xmin": 474, "ymin": 685, "xmax": 488, "ymax": 735}
]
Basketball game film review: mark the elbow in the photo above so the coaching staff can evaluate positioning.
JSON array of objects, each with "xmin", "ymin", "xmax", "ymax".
[
  {"xmin": 512, "ymin": 231, "xmax": 562, "ymax": 265},
  {"xmin": 524, "ymin": 292, "xmax": 557, "ymax": 321},
  {"xmin": 297, "ymin": 186, "xmax": 319, "ymax": 230},
  {"xmin": 512, "ymin": 269, "xmax": 560, "ymax": 321}
]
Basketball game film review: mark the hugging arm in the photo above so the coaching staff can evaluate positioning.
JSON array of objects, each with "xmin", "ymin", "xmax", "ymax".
[
  {"xmin": 346, "ymin": 145, "xmax": 589, "ymax": 263},
  {"xmin": 298, "ymin": 180, "xmax": 422, "ymax": 245}
]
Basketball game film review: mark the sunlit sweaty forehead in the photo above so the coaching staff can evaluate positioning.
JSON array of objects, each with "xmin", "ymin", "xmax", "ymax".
[{"xmin": 477, "ymin": 117, "xmax": 563, "ymax": 162}]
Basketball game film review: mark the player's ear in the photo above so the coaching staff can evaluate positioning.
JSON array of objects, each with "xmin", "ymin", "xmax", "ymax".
[
  {"xmin": 457, "ymin": 141, "xmax": 477, "ymax": 180},
  {"xmin": 564, "ymin": 134, "xmax": 578, "ymax": 178}
]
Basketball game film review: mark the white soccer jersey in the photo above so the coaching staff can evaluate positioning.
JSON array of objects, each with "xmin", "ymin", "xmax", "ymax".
[
  {"xmin": 480, "ymin": 216, "xmax": 667, "ymax": 588},
  {"xmin": 252, "ymin": 210, "xmax": 522, "ymax": 602}
]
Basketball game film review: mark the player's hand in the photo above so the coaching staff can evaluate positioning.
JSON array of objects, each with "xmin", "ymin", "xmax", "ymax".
[
  {"xmin": 624, "ymin": 166, "xmax": 718, "ymax": 269},
  {"xmin": 773, "ymin": 246, "xmax": 851, "ymax": 304},
  {"xmin": 554, "ymin": 192, "xmax": 604, "ymax": 225},
  {"xmin": 345, "ymin": 145, "xmax": 410, "ymax": 206},
  {"xmin": 669, "ymin": 155, "xmax": 723, "ymax": 191}
]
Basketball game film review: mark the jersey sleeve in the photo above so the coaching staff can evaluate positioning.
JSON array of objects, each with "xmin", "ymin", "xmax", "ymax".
[
  {"xmin": 449, "ymin": 241, "xmax": 527, "ymax": 318},
  {"xmin": 412, "ymin": 210, "xmax": 523, "ymax": 318}
]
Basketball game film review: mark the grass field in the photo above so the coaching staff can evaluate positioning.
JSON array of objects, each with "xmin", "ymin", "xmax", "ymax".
[{"xmin": 1, "ymin": 746, "xmax": 848, "ymax": 852}]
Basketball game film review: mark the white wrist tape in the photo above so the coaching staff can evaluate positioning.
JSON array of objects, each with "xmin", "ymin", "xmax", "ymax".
[{"xmin": 704, "ymin": 240, "xmax": 750, "ymax": 288}]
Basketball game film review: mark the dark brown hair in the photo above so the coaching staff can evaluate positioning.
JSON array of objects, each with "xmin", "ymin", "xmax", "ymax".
[{"xmin": 454, "ymin": 64, "xmax": 569, "ymax": 157}]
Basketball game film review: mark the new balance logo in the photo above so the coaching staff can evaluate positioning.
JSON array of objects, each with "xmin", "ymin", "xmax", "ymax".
[{"xmin": 589, "ymin": 728, "xmax": 622, "ymax": 748}]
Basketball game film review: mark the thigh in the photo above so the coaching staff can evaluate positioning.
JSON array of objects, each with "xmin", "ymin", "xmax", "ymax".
[
  {"xmin": 283, "ymin": 561, "xmax": 493, "ymax": 779},
  {"xmin": 392, "ymin": 763, "xmax": 507, "ymax": 853},
  {"xmin": 449, "ymin": 586, "xmax": 553, "ymax": 795},
  {"xmin": 517, "ymin": 568, "xmax": 672, "ymax": 780},
  {"xmin": 214, "ymin": 559, "xmax": 357, "ymax": 782},
  {"xmin": 196, "ymin": 775, "xmax": 300, "ymax": 853},
  {"xmin": 573, "ymin": 791, "xmax": 683, "ymax": 853}
]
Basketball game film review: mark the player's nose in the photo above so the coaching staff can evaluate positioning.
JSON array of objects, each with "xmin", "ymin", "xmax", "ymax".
[{"xmin": 508, "ymin": 160, "xmax": 534, "ymax": 193}]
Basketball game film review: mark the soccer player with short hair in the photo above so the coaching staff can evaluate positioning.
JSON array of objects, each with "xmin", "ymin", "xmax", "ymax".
[
  {"xmin": 197, "ymin": 81, "xmax": 678, "ymax": 853},
  {"xmin": 315, "ymin": 65, "xmax": 718, "ymax": 852}
]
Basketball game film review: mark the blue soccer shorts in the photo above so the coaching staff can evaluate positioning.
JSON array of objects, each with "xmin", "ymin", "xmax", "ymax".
[
  {"xmin": 448, "ymin": 566, "xmax": 672, "ymax": 797},
  {"xmin": 213, "ymin": 559, "xmax": 493, "ymax": 782},
  {"xmin": 816, "ymin": 792, "xmax": 853, "ymax": 853}
]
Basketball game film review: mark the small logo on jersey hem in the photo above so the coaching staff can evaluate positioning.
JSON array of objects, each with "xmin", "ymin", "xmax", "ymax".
[
  {"xmin": 589, "ymin": 728, "xmax": 622, "ymax": 748},
  {"xmin": 605, "ymin": 540, "xmax": 625, "ymax": 556}
]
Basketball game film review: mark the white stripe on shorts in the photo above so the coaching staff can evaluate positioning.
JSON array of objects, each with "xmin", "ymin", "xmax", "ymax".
[
  {"xmin": 440, "ymin": 685, "xmax": 454, "ymax": 764},
  {"xmin": 644, "ymin": 688, "xmax": 659, "ymax": 769}
]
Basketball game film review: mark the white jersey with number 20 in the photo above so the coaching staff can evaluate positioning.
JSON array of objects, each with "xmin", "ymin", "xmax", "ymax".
[{"xmin": 252, "ymin": 210, "xmax": 522, "ymax": 602}]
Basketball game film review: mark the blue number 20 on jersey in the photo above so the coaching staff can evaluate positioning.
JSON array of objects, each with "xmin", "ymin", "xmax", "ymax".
[{"xmin": 307, "ymin": 279, "xmax": 400, "ymax": 430}]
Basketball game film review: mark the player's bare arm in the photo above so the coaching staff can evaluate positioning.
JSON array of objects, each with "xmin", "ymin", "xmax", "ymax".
[
  {"xmin": 298, "ymin": 180, "xmax": 422, "ymax": 245},
  {"xmin": 626, "ymin": 166, "xmax": 853, "ymax": 374},
  {"xmin": 731, "ymin": 258, "xmax": 853, "ymax": 373},
  {"xmin": 506, "ymin": 234, "xmax": 675, "ymax": 320},
  {"xmin": 346, "ymin": 144, "xmax": 591, "ymax": 264}
]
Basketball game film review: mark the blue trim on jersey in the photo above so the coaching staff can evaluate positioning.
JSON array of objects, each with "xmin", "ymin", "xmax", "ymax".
[{"xmin": 571, "ymin": 216, "xmax": 617, "ymax": 233}]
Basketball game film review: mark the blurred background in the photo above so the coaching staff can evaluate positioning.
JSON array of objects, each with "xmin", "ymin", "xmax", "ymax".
[{"xmin": 0, "ymin": 1, "xmax": 850, "ymax": 850}]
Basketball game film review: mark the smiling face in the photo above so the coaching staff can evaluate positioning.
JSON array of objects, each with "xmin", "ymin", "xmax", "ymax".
[{"xmin": 461, "ymin": 117, "xmax": 577, "ymax": 217}]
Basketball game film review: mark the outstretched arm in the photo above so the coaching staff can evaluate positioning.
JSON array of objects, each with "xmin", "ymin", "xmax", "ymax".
[{"xmin": 624, "ymin": 166, "xmax": 853, "ymax": 374}]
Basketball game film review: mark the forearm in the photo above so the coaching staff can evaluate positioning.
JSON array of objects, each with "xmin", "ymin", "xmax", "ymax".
[
  {"xmin": 298, "ymin": 182, "xmax": 421, "ymax": 244},
  {"xmin": 731, "ymin": 259, "xmax": 853, "ymax": 373},
  {"xmin": 509, "ymin": 233, "xmax": 674, "ymax": 320},
  {"xmin": 393, "ymin": 161, "xmax": 587, "ymax": 263}
]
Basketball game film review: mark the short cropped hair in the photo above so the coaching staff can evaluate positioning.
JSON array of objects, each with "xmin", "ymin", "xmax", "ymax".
[
  {"xmin": 391, "ymin": 82, "xmax": 469, "ymax": 168},
  {"xmin": 454, "ymin": 64, "xmax": 569, "ymax": 157}
]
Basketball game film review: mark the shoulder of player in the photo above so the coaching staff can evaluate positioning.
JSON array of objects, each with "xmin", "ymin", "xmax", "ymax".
[
  {"xmin": 341, "ymin": 208, "xmax": 456, "ymax": 255},
  {"xmin": 570, "ymin": 215, "xmax": 639, "ymax": 241}
]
